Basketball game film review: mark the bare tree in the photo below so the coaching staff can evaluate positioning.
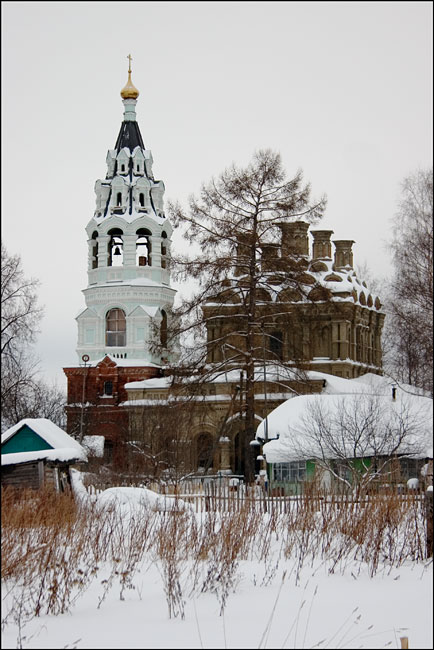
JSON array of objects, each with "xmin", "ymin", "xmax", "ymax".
[
  {"xmin": 166, "ymin": 149, "xmax": 327, "ymax": 481},
  {"xmin": 9, "ymin": 381, "xmax": 67, "ymax": 429},
  {"xmin": 384, "ymin": 168, "xmax": 433, "ymax": 394},
  {"xmin": 127, "ymin": 399, "xmax": 196, "ymax": 484},
  {"xmin": 1, "ymin": 243, "xmax": 66, "ymax": 431},
  {"xmin": 1, "ymin": 243, "xmax": 42, "ymax": 356}
]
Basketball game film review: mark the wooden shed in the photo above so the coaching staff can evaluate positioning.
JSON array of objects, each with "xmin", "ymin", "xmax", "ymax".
[{"xmin": 1, "ymin": 418, "xmax": 87, "ymax": 492}]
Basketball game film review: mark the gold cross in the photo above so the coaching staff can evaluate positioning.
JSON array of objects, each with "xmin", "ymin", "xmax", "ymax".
[{"xmin": 127, "ymin": 54, "xmax": 132, "ymax": 73}]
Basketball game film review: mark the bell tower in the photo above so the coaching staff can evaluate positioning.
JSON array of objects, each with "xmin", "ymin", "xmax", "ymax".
[
  {"xmin": 76, "ymin": 56, "xmax": 176, "ymax": 365},
  {"xmin": 64, "ymin": 57, "xmax": 177, "ymax": 453}
]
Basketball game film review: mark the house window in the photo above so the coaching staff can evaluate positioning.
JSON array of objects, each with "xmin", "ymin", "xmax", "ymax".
[
  {"xmin": 137, "ymin": 164, "xmax": 140, "ymax": 172},
  {"xmin": 139, "ymin": 193, "xmax": 145, "ymax": 207},
  {"xmin": 106, "ymin": 308, "xmax": 126, "ymax": 347},
  {"xmin": 121, "ymin": 164, "xmax": 125, "ymax": 172},
  {"xmin": 273, "ymin": 461, "xmax": 306, "ymax": 482},
  {"xmin": 103, "ymin": 381, "xmax": 113, "ymax": 396},
  {"xmin": 399, "ymin": 458, "xmax": 422, "ymax": 481},
  {"xmin": 116, "ymin": 192, "xmax": 122, "ymax": 207},
  {"xmin": 332, "ymin": 461, "xmax": 352, "ymax": 482}
]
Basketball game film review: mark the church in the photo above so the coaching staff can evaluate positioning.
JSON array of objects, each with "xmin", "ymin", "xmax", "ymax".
[
  {"xmin": 63, "ymin": 59, "xmax": 178, "ymax": 465},
  {"xmin": 64, "ymin": 60, "xmax": 385, "ymax": 475}
]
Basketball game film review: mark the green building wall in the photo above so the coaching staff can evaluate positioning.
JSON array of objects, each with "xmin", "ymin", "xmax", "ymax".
[{"xmin": 1, "ymin": 426, "xmax": 53, "ymax": 454}]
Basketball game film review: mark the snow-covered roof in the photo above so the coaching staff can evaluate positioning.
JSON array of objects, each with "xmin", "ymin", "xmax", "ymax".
[
  {"xmin": 65, "ymin": 355, "xmax": 162, "ymax": 369},
  {"xmin": 1, "ymin": 448, "xmax": 87, "ymax": 466},
  {"xmin": 125, "ymin": 376, "xmax": 172, "ymax": 390},
  {"xmin": 123, "ymin": 364, "xmax": 325, "ymax": 392},
  {"xmin": 205, "ymin": 260, "xmax": 383, "ymax": 312},
  {"xmin": 1, "ymin": 418, "xmax": 87, "ymax": 465},
  {"xmin": 257, "ymin": 374, "xmax": 433, "ymax": 463}
]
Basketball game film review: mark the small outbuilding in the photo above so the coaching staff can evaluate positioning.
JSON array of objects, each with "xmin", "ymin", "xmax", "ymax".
[{"xmin": 1, "ymin": 418, "xmax": 87, "ymax": 492}]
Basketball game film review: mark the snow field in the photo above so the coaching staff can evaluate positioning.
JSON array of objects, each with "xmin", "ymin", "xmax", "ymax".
[{"xmin": 1, "ymin": 478, "xmax": 432, "ymax": 649}]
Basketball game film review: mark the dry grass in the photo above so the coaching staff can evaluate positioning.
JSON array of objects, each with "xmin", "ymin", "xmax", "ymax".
[{"xmin": 1, "ymin": 483, "xmax": 429, "ymax": 629}]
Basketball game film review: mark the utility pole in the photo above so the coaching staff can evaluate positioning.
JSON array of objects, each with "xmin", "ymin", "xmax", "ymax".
[{"xmin": 78, "ymin": 354, "xmax": 89, "ymax": 443}]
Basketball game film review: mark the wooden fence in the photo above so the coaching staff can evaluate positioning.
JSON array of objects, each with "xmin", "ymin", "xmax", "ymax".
[
  {"xmin": 172, "ymin": 484, "xmax": 424, "ymax": 514},
  {"xmin": 83, "ymin": 476, "xmax": 424, "ymax": 515}
]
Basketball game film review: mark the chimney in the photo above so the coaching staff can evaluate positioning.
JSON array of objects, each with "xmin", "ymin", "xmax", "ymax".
[
  {"xmin": 234, "ymin": 233, "xmax": 251, "ymax": 276},
  {"xmin": 278, "ymin": 221, "xmax": 310, "ymax": 257},
  {"xmin": 261, "ymin": 243, "xmax": 280, "ymax": 272},
  {"xmin": 311, "ymin": 230, "xmax": 334, "ymax": 260},
  {"xmin": 333, "ymin": 240, "xmax": 355, "ymax": 270}
]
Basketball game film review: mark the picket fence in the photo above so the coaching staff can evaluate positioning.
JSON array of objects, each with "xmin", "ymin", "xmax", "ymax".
[{"xmin": 84, "ymin": 476, "xmax": 423, "ymax": 515}]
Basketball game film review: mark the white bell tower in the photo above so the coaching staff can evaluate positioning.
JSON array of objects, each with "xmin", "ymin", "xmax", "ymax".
[{"xmin": 76, "ymin": 57, "xmax": 176, "ymax": 366}]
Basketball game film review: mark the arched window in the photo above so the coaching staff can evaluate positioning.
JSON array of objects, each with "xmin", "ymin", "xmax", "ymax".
[
  {"xmin": 108, "ymin": 228, "xmax": 124, "ymax": 267},
  {"xmin": 106, "ymin": 308, "xmax": 126, "ymax": 347},
  {"xmin": 161, "ymin": 231, "xmax": 167, "ymax": 256},
  {"xmin": 269, "ymin": 331, "xmax": 283, "ymax": 360},
  {"xmin": 160, "ymin": 309, "xmax": 168, "ymax": 348},
  {"xmin": 161, "ymin": 231, "xmax": 168, "ymax": 268},
  {"xmin": 91, "ymin": 231, "xmax": 99, "ymax": 269},
  {"xmin": 136, "ymin": 228, "xmax": 152, "ymax": 266},
  {"xmin": 196, "ymin": 433, "xmax": 214, "ymax": 470}
]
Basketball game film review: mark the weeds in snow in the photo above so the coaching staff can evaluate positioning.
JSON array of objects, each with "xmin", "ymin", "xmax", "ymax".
[{"xmin": 1, "ymin": 484, "xmax": 428, "ymax": 637}]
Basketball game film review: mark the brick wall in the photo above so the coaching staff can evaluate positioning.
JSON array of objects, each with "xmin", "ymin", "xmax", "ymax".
[{"xmin": 64, "ymin": 357, "xmax": 161, "ymax": 447}]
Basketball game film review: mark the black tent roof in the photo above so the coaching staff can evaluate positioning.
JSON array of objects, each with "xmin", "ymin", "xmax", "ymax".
[{"xmin": 115, "ymin": 121, "xmax": 145, "ymax": 152}]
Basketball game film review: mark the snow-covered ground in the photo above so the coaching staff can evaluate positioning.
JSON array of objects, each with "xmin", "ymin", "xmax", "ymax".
[
  {"xmin": 2, "ymin": 476, "xmax": 432, "ymax": 649},
  {"xmin": 2, "ymin": 556, "xmax": 431, "ymax": 649}
]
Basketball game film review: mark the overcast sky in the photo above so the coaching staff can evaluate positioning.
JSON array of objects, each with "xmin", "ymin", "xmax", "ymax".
[{"xmin": 2, "ymin": 1, "xmax": 432, "ymax": 389}]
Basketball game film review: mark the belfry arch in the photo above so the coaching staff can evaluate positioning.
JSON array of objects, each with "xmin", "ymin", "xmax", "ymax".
[
  {"xmin": 136, "ymin": 228, "xmax": 152, "ymax": 266},
  {"xmin": 108, "ymin": 228, "xmax": 124, "ymax": 266}
]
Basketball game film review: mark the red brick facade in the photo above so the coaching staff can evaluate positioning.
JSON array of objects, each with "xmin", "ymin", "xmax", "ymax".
[{"xmin": 63, "ymin": 356, "xmax": 161, "ymax": 461}]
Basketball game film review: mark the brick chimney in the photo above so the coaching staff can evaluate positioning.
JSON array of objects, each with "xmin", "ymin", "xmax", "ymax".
[
  {"xmin": 234, "ymin": 233, "xmax": 251, "ymax": 276},
  {"xmin": 278, "ymin": 221, "xmax": 310, "ymax": 257},
  {"xmin": 311, "ymin": 230, "xmax": 334, "ymax": 260},
  {"xmin": 261, "ymin": 243, "xmax": 280, "ymax": 272},
  {"xmin": 333, "ymin": 240, "xmax": 355, "ymax": 270}
]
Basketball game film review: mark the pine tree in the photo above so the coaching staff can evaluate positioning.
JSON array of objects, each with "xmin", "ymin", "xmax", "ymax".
[{"xmin": 166, "ymin": 150, "xmax": 327, "ymax": 480}]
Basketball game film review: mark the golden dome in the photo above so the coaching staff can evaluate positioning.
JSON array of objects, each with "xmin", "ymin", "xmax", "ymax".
[
  {"xmin": 121, "ymin": 55, "xmax": 139, "ymax": 99},
  {"xmin": 121, "ymin": 70, "xmax": 139, "ymax": 99}
]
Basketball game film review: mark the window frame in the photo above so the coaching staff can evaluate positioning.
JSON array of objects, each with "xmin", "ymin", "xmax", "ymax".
[{"xmin": 105, "ymin": 308, "xmax": 126, "ymax": 347}]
